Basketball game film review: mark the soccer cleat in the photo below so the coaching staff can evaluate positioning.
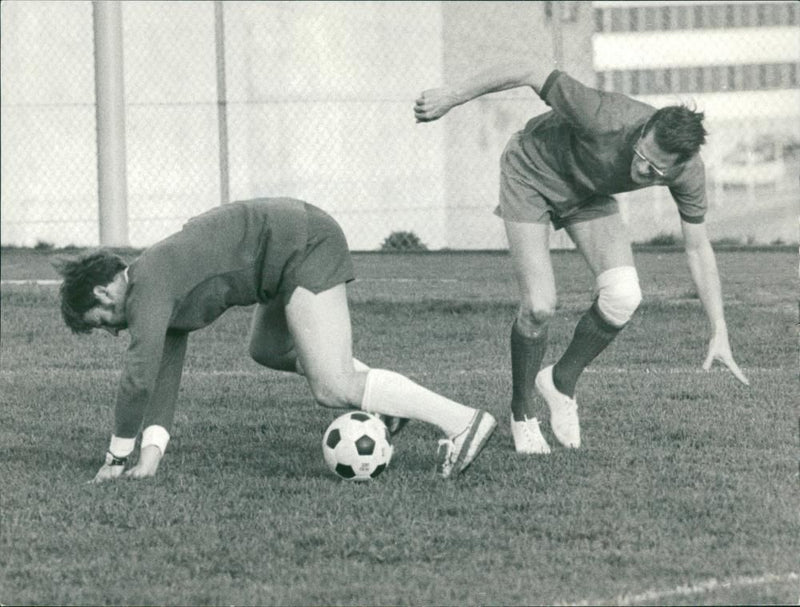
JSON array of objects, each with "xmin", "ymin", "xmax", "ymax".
[
  {"xmin": 436, "ymin": 410, "xmax": 497, "ymax": 479},
  {"xmin": 377, "ymin": 415, "xmax": 409, "ymax": 436},
  {"xmin": 535, "ymin": 365, "xmax": 580, "ymax": 448},
  {"xmin": 510, "ymin": 415, "xmax": 551, "ymax": 454}
]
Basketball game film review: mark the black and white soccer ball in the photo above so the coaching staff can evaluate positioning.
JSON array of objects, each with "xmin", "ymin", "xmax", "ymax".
[{"xmin": 322, "ymin": 412, "xmax": 393, "ymax": 481}]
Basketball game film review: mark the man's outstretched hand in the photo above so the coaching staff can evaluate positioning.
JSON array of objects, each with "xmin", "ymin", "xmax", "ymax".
[{"xmin": 703, "ymin": 330, "xmax": 749, "ymax": 386}]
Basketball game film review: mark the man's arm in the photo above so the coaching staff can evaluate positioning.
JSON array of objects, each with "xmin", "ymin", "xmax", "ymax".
[
  {"xmin": 680, "ymin": 219, "xmax": 749, "ymax": 385},
  {"xmin": 124, "ymin": 330, "xmax": 189, "ymax": 479},
  {"xmin": 414, "ymin": 61, "xmax": 553, "ymax": 123}
]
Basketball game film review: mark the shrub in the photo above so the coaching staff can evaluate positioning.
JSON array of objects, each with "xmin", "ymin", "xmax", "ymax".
[{"xmin": 380, "ymin": 230, "xmax": 428, "ymax": 252}]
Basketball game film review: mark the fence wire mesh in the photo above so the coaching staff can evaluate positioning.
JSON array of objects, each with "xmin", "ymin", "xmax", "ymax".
[{"xmin": 1, "ymin": 1, "xmax": 798, "ymax": 250}]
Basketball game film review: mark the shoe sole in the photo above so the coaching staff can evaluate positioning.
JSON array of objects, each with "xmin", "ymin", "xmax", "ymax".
[{"xmin": 451, "ymin": 411, "xmax": 497, "ymax": 477}]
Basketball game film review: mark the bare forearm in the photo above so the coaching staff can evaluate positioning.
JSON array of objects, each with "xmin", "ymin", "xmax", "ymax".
[
  {"xmin": 451, "ymin": 62, "xmax": 552, "ymax": 104},
  {"xmin": 686, "ymin": 243, "xmax": 727, "ymax": 331}
]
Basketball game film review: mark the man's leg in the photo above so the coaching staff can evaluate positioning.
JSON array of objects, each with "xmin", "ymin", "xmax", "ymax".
[
  {"xmin": 504, "ymin": 220, "xmax": 555, "ymax": 454},
  {"xmin": 284, "ymin": 284, "xmax": 496, "ymax": 477},
  {"xmin": 559, "ymin": 213, "xmax": 639, "ymax": 396},
  {"xmin": 249, "ymin": 300, "xmax": 370, "ymax": 376},
  {"xmin": 539, "ymin": 213, "xmax": 640, "ymax": 448}
]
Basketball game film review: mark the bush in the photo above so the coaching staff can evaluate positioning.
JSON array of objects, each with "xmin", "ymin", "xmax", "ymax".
[{"xmin": 380, "ymin": 230, "xmax": 428, "ymax": 252}]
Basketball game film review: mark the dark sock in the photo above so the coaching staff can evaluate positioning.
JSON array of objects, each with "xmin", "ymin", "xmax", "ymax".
[
  {"xmin": 510, "ymin": 320, "xmax": 548, "ymax": 421},
  {"xmin": 552, "ymin": 302, "xmax": 622, "ymax": 397}
]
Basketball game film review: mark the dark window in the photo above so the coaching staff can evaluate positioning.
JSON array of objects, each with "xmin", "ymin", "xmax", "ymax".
[
  {"xmin": 788, "ymin": 63, "xmax": 798, "ymax": 87},
  {"xmin": 629, "ymin": 7, "xmax": 640, "ymax": 32},
  {"xmin": 789, "ymin": 3, "xmax": 799, "ymax": 26},
  {"xmin": 741, "ymin": 3, "xmax": 756, "ymax": 27},
  {"xmin": 663, "ymin": 69, "xmax": 673, "ymax": 94},
  {"xmin": 758, "ymin": 64, "xmax": 768, "ymax": 88},
  {"xmin": 678, "ymin": 68, "xmax": 691, "ymax": 93},
  {"xmin": 644, "ymin": 69, "xmax": 657, "ymax": 94},
  {"xmin": 596, "ymin": 71, "xmax": 606, "ymax": 91},
  {"xmin": 742, "ymin": 64, "xmax": 756, "ymax": 90},
  {"xmin": 756, "ymin": 3, "xmax": 767, "ymax": 26},
  {"xmin": 611, "ymin": 7, "xmax": 625, "ymax": 32},
  {"xmin": 630, "ymin": 70, "xmax": 641, "ymax": 95},
  {"xmin": 694, "ymin": 5, "xmax": 705, "ymax": 28},
  {"xmin": 710, "ymin": 66, "xmax": 722, "ymax": 92},
  {"xmin": 594, "ymin": 8, "xmax": 604, "ymax": 33},
  {"xmin": 708, "ymin": 4, "xmax": 725, "ymax": 29},
  {"xmin": 725, "ymin": 4, "xmax": 737, "ymax": 28},
  {"xmin": 693, "ymin": 67, "xmax": 704, "ymax": 92},
  {"xmin": 661, "ymin": 6, "xmax": 672, "ymax": 30},
  {"xmin": 612, "ymin": 71, "xmax": 624, "ymax": 92},
  {"xmin": 725, "ymin": 65, "xmax": 736, "ymax": 91},
  {"xmin": 675, "ymin": 5, "xmax": 688, "ymax": 29},
  {"xmin": 644, "ymin": 6, "xmax": 658, "ymax": 31}
]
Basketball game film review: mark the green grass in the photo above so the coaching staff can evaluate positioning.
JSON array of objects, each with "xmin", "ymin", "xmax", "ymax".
[{"xmin": 1, "ymin": 249, "xmax": 798, "ymax": 605}]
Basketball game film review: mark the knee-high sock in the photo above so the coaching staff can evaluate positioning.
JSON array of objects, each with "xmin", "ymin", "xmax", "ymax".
[
  {"xmin": 553, "ymin": 302, "xmax": 621, "ymax": 397},
  {"xmin": 510, "ymin": 320, "xmax": 548, "ymax": 421},
  {"xmin": 361, "ymin": 369, "xmax": 474, "ymax": 437}
]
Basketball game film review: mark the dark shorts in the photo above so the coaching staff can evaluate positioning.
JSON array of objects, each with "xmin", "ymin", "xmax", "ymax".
[
  {"xmin": 279, "ymin": 203, "xmax": 355, "ymax": 303},
  {"xmin": 494, "ymin": 134, "xmax": 619, "ymax": 230}
]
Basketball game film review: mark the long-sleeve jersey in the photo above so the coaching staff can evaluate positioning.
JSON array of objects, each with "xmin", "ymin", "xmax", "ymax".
[
  {"xmin": 113, "ymin": 198, "xmax": 327, "ymax": 438},
  {"xmin": 512, "ymin": 70, "xmax": 707, "ymax": 223}
]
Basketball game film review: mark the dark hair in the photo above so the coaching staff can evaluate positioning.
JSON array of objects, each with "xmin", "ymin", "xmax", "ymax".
[
  {"xmin": 644, "ymin": 105, "xmax": 707, "ymax": 163},
  {"xmin": 54, "ymin": 250, "xmax": 127, "ymax": 334}
]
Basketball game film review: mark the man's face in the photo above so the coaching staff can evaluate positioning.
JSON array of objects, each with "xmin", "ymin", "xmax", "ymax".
[
  {"xmin": 84, "ymin": 302, "xmax": 126, "ymax": 335},
  {"xmin": 83, "ymin": 273, "xmax": 128, "ymax": 335},
  {"xmin": 630, "ymin": 127, "xmax": 679, "ymax": 185}
]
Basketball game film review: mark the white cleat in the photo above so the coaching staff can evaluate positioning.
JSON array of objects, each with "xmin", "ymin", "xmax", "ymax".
[
  {"xmin": 535, "ymin": 365, "xmax": 580, "ymax": 448},
  {"xmin": 436, "ymin": 410, "xmax": 497, "ymax": 479},
  {"xmin": 510, "ymin": 415, "xmax": 551, "ymax": 454}
]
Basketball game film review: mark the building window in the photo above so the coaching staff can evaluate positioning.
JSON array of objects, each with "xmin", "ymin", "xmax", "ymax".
[
  {"xmin": 610, "ymin": 7, "xmax": 625, "ymax": 32},
  {"xmin": 660, "ymin": 6, "xmax": 672, "ymax": 30},
  {"xmin": 629, "ymin": 6, "xmax": 640, "ymax": 32},
  {"xmin": 594, "ymin": 8, "xmax": 604, "ymax": 33},
  {"xmin": 612, "ymin": 71, "xmax": 624, "ymax": 93},
  {"xmin": 594, "ymin": 2, "xmax": 798, "ymax": 32}
]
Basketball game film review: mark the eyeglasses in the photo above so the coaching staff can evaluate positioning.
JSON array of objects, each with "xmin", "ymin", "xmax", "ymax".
[{"xmin": 633, "ymin": 127, "xmax": 667, "ymax": 178}]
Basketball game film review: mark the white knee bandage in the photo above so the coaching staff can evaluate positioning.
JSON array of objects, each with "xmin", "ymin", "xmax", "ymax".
[{"xmin": 595, "ymin": 266, "xmax": 641, "ymax": 327}]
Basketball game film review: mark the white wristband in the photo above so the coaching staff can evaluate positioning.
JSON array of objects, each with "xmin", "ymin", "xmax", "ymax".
[
  {"xmin": 108, "ymin": 435, "xmax": 136, "ymax": 458},
  {"xmin": 141, "ymin": 425, "xmax": 170, "ymax": 455}
]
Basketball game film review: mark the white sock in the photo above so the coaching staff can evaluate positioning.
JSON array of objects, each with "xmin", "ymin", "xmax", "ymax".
[{"xmin": 361, "ymin": 369, "xmax": 475, "ymax": 437}]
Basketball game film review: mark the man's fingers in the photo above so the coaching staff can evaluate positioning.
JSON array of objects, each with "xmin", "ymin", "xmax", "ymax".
[{"xmin": 723, "ymin": 359, "xmax": 750, "ymax": 386}]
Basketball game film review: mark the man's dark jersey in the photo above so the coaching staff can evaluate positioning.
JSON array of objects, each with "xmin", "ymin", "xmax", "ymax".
[
  {"xmin": 511, "ymin": 70, "xmax": 706, "ymax": 223},
  {"xmin": 114, "ymin": 198, "xmax": 354, "ymax": 438}
]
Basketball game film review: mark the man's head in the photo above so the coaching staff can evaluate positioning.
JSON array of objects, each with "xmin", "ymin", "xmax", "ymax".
[
  {"xmin": 631, "ymin": 105, "xmax": 707, "ymax": 184},
  {"xmin": 55, "ymin": 250, "xmax": 128, "ymax": 335}
]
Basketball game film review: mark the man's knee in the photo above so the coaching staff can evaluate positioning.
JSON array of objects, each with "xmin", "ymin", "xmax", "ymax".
[
  {"xmin": 595, "ymin": 266, "xmax": 641, "ymax": 328},
  {"xmin": 516, "ymin": 298, "xmax": 556, "ymax": 335},
  {"xmin": 307, "ymin": 377, "xmax": 351, "ymax": 409}
]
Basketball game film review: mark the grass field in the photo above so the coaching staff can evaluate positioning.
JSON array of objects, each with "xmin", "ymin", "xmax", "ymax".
[{"xmin": 1, "ymin": 247, "xmax": 798, "ymax": 606}]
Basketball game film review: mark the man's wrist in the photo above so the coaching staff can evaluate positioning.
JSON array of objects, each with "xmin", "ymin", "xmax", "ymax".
[
  {"xmin": 108, "ymin": 435, "xmax": 136, "ymax": 458},
  {"xmin": 141, "ymin": 425, "xmax": 170, "ymax": 456},
  {"xmin": 105, "ymin": 451, "xmax": 128, "ymax": 467}
]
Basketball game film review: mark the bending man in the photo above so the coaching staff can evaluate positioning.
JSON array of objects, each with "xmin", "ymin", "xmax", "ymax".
[{"xmin": 57, "ymin": 198, "xmax": 496, "ymax": 481}]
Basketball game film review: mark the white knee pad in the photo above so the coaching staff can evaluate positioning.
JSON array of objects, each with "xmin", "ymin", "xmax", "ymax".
[{"xmin": 595, "ymin": 266, "xmax": 641, "ymax": 327}]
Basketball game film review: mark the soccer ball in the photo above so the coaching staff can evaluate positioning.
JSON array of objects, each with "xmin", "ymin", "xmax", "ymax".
[{"xmin": 322, "ymin": 412, "xmax": 393, "ymax": 481}]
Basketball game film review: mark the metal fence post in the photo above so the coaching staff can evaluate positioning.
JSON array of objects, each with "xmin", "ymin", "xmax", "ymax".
[
  {"xmin": 214, "ymin": 0, "xmax": 230, "ymax": 206},
  {"xmin": 93, "ymin": 0, "xmax": 129, "ymax": 247}
]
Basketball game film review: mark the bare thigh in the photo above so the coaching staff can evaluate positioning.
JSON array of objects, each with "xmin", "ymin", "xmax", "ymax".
[
  {"xmin": 565, "ymin": 213, "xmax": 634, "ymax": 279},
  {"xmin": 284, "ymin": 284, "xmax": 366, "ymax": 407}
]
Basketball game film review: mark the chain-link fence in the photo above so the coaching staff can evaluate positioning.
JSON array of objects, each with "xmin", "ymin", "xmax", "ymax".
[{"xmin": 2, "ymin": 1, "xmax": 798, "ymax": 250}]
